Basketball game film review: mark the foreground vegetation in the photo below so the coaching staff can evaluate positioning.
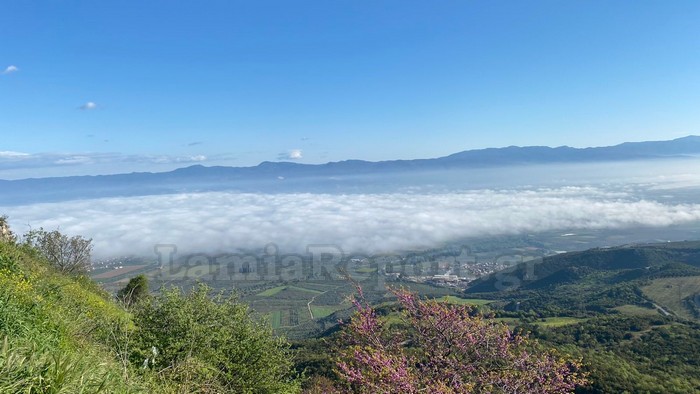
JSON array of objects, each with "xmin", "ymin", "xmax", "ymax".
[
  {"xmin": 295, "ymin": 243, "xmax": 700, "ymax": 393},
  {"xmin": 0, "ymin": 218, "xmax": 300, "ymax": 393},
  {"xmin": 4, "ymin": 215, "xmax": 700, "ymax": 392},
  {"xmin": 1, "ymin": 218, "xmax": 591, "ymax": 393}
]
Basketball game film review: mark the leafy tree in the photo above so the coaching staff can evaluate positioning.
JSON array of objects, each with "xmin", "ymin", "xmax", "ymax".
[
  {"xmin": 130, "ymin": 283, "xmax": 300, "ymax": 393},
  {"xmin": 329, "ymin": 288, "xmax": 587, "ymax": 393},
  {"xmin": 23, "ymin": 228, "xmax": 92, "ymax": 275},
  {"xmin": 117, "ymin": 274, "xmax": 149, "ymax": 307},
  {"xmin": 0, "ymin": 215, "xmax": 16, "ymax": 244}
]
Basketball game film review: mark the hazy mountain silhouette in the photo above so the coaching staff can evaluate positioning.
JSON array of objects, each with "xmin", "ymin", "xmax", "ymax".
[{"xmin": 1, "ymin": 136, "xmax": 699, "ymax": 205}]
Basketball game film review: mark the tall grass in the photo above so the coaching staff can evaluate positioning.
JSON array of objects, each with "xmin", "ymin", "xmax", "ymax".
[
  {"xmin": 0, "ymin": 337, "xmax": 115, "ymax": 393},
  {"xmin": 0, "ymin": 241, "xmax": 145, "ymax": 393}
]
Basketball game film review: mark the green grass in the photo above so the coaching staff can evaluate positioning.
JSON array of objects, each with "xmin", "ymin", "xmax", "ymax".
[
  {"xmin": 438, "ymin": 296, "xmax": 493, "ymax": 306},
  {"xmin": 494, "ymin": 317, "xmax": 585, "ymax": 328},
  {"xmin": 0, "ymin": 241, "xmax": 141, "ymax": 393},
  {"xmin": 291, "ymin": 282, "xmax": 338, "ymax": 291},
  {"xmin": 158, "ymin": 263, "xmax": 214, "ymax": 279},
  {"xmin": 310, "ymin": 305, "xmax": 345, "ymax": 319},
  {"xmin": 536, "ymin": 317, "xmax": 587, "ymax": 327},
  {"xmin": 354, "ymin": 267, "xmax": 378, "ymax": 273},
  {"xmin": 257, "ymin": 285, "xmax": 288, "ymax": 297},
  {"xmin": 257, "ymin": 285, "xmax": 323, "ymax": 297},
  {"xmin": 641, "ymin": 276, "xmax": 700, "ymax": 320},
  {"xmin": 269, "ymin": 310, "xmax": 282, "ymax": 329},
  {"xmin": 288, "ymin": 285, "xmax": 323, "ymax": 294},
  {"xmin": 381, "ymin": 309, "xmax": 584, "ymax": 329},
  {"xmin": 614, "ymin": 304, "xmax": 661, "ymax": 317}
]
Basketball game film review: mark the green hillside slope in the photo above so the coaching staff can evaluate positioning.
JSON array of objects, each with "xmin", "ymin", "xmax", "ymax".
[
  {"xmin": 0, "ymin": 236, "xmax": 300, "ymax": 393},
  {"xmin": 457, "ymin": 241, "xmax": 700, "ymax": 393},
  {"xmin": 0, "ymin": 239, "xmax": 139, "ymax": 392}
]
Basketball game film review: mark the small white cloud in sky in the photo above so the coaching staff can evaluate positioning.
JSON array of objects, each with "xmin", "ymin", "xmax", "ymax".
[
  {"xmin": 1, "ymin": 65, "xmax": 18, "ymax": 74},
  {"xmin": 79, "ymin": 101, "xmax": 98, "ymax": 110},
  {"xmin": 279, "ymin": 149, "xmax": 303, "ymax": 160}
]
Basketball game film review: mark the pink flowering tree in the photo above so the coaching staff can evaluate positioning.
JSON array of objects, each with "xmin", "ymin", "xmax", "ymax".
[{"xmin": 332, "ymin": 288, "xmax": 587, "ymax": 393}]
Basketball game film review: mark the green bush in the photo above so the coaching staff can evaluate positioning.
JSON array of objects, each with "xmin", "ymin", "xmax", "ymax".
[
  {"xmin": 130, "ymin": 284, "xmax": 301, "ymax": 393},
  {"xmin": 117, "ymin": 275, "xmax": 150, "ymax": 307}
]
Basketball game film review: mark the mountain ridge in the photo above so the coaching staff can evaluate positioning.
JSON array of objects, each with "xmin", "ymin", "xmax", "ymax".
[
  {"xmin": 4, "ymin": 135, "xmax": 700, "ymax": 182},
  {"xmin": 1, "ymin": 135, "xmax": 699, "ymax": 205}
]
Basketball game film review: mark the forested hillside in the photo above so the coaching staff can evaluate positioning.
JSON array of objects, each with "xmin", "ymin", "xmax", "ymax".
[{"xmin": 460, "ymin": 242, "xmax": 700, "ymax": 393}]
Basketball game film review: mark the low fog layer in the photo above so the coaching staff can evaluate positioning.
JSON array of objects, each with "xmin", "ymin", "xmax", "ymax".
[{"xmin": 4, "ymin": 186, "xmax": 700, "ymax": 259}]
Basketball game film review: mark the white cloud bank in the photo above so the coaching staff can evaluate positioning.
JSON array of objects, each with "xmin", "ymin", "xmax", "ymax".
[
  {"xmin": 0, "ymin": 151, "xmax": 30, "ymax": 158},
  {"xmin": 3, "ymin": 187, "xmax": 700, "ymax": 259}
]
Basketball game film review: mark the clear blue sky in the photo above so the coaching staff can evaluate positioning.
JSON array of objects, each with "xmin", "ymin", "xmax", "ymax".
[{"xmin": 1, "ymin": 1, "xmax": 700, "ymax": 178}]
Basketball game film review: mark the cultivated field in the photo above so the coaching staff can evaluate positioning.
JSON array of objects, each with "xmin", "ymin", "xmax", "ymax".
[{"xmin": 641, "ymin": 276, "xmax": 700, "ymax": 320}]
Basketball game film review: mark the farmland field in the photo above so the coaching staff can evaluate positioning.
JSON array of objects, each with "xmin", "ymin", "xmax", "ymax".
[
  {"xmin": 269, "ymin": 310, "xmax": 282, "ymax": 329},
  {"xmin": 257, "ymin": 285, "xmax": 288, "ymax": 297},
  {"xmin": 496, "ymin": 316, "xmax": 586, "ymax": 327},
  {"xmin": 641, "ymin": 276, "xmax": 700, "ymax": 320},
  {"xmin": 310, "ymin": 305, "xmax": 346, "ymax": 319},
  {"xmin": 613, "ymin": 304, "xmax": 661, "ymax": 317},
  {"xmin": 257, "ymin": 285, "xmax": 323, "ymax": 297},
  {"xmin": 93, "ymin": 264, "xmax": 151, "ymax": 279},
  {"xmin": 438, "ymin": 296, "xmax": 493, "ymax": 306}
]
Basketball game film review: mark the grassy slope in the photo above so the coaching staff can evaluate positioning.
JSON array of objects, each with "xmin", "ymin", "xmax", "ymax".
[
  {"xmin": 641, "ymin": 276, "xmax": 700, "ymax": 320},
  {"xmin": 0, "ymin": 241, "xmax": 145, "ymax": 393}
]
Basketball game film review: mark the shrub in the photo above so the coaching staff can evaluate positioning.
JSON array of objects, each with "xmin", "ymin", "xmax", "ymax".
[
  {"xmin": 330, "ymin": 288, "xmax": 587, "ymax": 393},
  {"xmin": 117, "ymin": 275, "xmax": 150, "ymax": 307},
  {"xmin": 130, "ymin": 283, "xmax": 300, "ymax": 393}
]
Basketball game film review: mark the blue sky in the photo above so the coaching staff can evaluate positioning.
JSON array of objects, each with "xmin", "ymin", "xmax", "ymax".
[{"xmin": 1, "ymin": 1, "xmax": 700, "ymax": 178}]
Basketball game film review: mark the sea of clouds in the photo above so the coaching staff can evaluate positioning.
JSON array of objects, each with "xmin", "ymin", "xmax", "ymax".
[{"xmin": 4, "ymin": 186, "xmax": 700, "ymax": 259}]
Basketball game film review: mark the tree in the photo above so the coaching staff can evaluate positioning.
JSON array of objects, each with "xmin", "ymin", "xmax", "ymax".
[
  {"xmin": 117, "ymin": 274, "xmax": 149, "ymax": 307},
  {"xmin": 330, "ymin": 288, "xmax": 587, "ymax": 393},
  {"xmin": 130, "ymin": 283, "xmax": 300, "ymax": 393},
  {"xmin": 0, "ymin": 215, "xmax": 16, "ymax": 244},
  {"xmin": 23, "ymin": 228, "xmax": 92, "ymax": 275}
]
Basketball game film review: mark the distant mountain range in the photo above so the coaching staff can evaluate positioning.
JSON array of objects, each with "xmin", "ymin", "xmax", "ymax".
[{"xmin": 1, "ymin": 135, "xmax": 699, "ymax": 205}]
